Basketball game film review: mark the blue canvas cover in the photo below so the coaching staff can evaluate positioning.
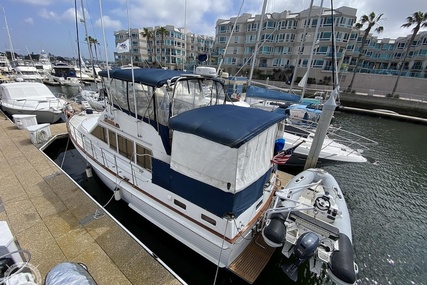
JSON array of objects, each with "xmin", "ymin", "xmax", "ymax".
[
  {"xmin": 99, "ymin": 68, "xmax": 189, "ymax": 87},
  {"xmin": 168, "ymin": 104, "xmax": 286, "ymax": 148}
]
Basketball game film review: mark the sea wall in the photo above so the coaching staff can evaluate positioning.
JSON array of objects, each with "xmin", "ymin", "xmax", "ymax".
[{"xmin": 339, "ymin": 92, "xmax": 427, "ymax": 118}]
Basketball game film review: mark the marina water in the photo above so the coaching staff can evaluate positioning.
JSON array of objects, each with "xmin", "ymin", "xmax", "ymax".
[{"xmin": 46, "ymin": 84, "xmax": 427, "ymax": 284}]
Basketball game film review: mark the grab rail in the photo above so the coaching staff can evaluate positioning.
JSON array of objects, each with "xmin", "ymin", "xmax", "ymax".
[{"xmin": 69, "ymin": 121, "xmax": 151, "ymax": 187}]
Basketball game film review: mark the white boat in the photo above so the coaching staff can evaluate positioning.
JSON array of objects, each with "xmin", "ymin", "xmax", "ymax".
[
  {"xmin": 0, "ymin": 52, "xmax": 12, "ymax": 73},
  {"xmin": 14, "ymin": 65, "xmax": 44, "ymax": 82},
  {"xmin": 34, "ymin": 49, "xmax": 52, "ymax": 76},
  {"xmin": 0, "ymin": 82, "xmax": 67, "ymax": 123},
  {"xmin": 286, "ymin": 98, "xmax": 324, "ymax": 123},
  {"xmin": 80, "ymin": 88, "xmax": 105, "ymax": 111},
  {"xmin": 50, "ymin": 62, "xmax": 78, "ymax": 84},
  {"xmin": 67, "ymin": 67, "xmax": 288, "ymax": 283},
  {"xmin": 282, "ymin": 121, "xmax": 377, "ymax": 166},
  {"xmin": 262, "ymin": 168, "xmax": 358, "ymax": 284}
]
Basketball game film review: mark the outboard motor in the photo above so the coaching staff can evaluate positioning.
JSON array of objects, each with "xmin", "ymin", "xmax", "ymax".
[{"xmin": 282, "ymin": 232, "xmax": 320, "ymax": 282}]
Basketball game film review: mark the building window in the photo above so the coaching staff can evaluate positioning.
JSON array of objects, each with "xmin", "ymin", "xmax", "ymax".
[
  {"xmin": 263, "ymin": 20, "xmax": 276, "ymax": 30},
  {"xmin": 218, "ymin": 36, "xmax": 227, "ymax": 44},
  {"xmin": 319, "ymin": 32, "xmax": 331, "ymax": 41},
  {"xmin": 311, "ymin": 19, "xmax": 318, "ymax": 28}
]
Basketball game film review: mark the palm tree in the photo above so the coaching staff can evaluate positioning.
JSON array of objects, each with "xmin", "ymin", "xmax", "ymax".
[
  {"xmin": 391, "ymin": 11, "xmax": 427, "ymax": 96},
  {"xmin": 90, "ymin": 37, "xmax": 99, "ymax": 62},
  {"xmin": 156, "ymin": 26, "xmax": 168, "ymax": 67},
  {"xmin": 140, "ymin": 27, "xmax": 155, "ymax": 66},
  {"xmin": 85, "ymin": 35, "xmax": 99, "ymax": 77},
  {"xmin": 346, "ymin": 12, "xmax": 384, "ymax": 92}
]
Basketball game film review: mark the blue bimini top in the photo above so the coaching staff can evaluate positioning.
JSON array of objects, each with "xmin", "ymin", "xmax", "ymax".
[
  {"xmin": 168, "ymin": 104, "xmax": 286, "ymax": 148},
  {"xmin": 99, "ymin": 68, "xmax": 224, "ymax": 88}
]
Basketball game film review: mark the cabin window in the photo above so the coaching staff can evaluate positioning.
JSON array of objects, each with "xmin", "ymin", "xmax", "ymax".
[
  {"xmin": 91, "ymin": 125, "xmax": 108, "ymax": 143},
  {"xmin": 201, "ymin": 214, "xmax": 216, "ymax": 226},
  {"xmin": 174, "ymin": 199, "xmax": 186, "ymax": 210},
  {"xmin": 256, "ymin": 200, "xmax": 263, "ymax": 211},
  {"xmin": 108, "ymin": 130, "xmax": 117, "ymax": 150},
  {"xmin": 136, "ymin": 143, "xmax": 152, "ymax": 170},
  {"xmin": 117, "ymin": 134, "xmax": 134, "ymax": 159}
]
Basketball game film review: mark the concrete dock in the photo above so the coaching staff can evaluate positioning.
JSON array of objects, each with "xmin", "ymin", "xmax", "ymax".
[{"xmin": 0, "ymin": 111, "xmax": 182, "ymax": 285}]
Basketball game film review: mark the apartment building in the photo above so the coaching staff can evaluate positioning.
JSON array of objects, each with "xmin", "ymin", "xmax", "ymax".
[
  {"xmin": 113, "ymin": 5, "xmax": 426, "ymax": 88},
  {"xmin": 214, "ymin": 5, "xmax": 427, "ymax": 83},
  {"xmin": 114, "ymin": 26, "xmax": 214, "ymax": 70}
]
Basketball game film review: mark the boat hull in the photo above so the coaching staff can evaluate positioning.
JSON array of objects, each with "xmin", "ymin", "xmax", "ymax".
[
  {"xmin": 1, "ymin": 105, "xmax": 63, "ymax": 124},
  {"xmin": 78, "ymin": 142, "xmax": 260, "ymax": 268}
]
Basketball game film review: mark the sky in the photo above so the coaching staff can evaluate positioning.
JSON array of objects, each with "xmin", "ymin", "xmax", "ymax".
[{"xmin": 1, "ymin": 0, "xmax": 426, "ymax": 61}]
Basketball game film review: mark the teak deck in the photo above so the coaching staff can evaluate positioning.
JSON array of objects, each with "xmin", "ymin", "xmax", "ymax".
[{"xmin": 228, "ymin": 234, "xmax": 276, "ymax": 284}]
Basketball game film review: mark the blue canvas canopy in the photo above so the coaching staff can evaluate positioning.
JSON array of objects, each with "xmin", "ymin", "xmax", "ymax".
[
  {"xmin": 169, "ymin": 104, "xmax": 286, "ymax": 148},
  {"xmin": 99, "ymin": 68, "xmax": 224, "ymax": 88},
  {"xmin": 98, "ymin": 68, "xmax": 189, "ymax": 87}
]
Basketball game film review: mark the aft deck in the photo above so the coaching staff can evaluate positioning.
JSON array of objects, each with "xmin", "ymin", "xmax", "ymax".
[{"xmin": 228, "ymin": 171, "xmax": 293, "ymax": 284}]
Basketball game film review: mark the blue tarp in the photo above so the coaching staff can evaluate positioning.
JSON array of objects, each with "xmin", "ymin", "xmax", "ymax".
[{"xmin": 246, "ymin": 85, "xmax": 300, "ymax": 102}]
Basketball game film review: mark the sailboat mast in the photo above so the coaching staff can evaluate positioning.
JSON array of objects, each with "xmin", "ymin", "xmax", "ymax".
[
  {"xmin": 248, "ymin": 0, "xmax": 267, "ymax": 86},
  {"xmin": 301, "ymin": 0, "xmax": 324, "ymax": 100},
  {"xmin": 74, "ymin": 0, "xmax": 83, "ymax": 81},
  {"xmin": 289, "ymin": 0, "xmax": 314, "ymax": 93},
  {"xmin": 80, "ymin": 0, "xmax": 96, "ymax": 78},
  {"xmin": 2, "ymin": 7, "xmax": 15, "ymax": 62},
  {"xmin": 330, "ymin": 0, "xmax": 338, "ymax": 90}
]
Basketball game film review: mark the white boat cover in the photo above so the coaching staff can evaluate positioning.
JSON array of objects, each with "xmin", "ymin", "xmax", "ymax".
[{"xmin": 171, "ymin": 125, "xmax": 277, "ymax": 193}]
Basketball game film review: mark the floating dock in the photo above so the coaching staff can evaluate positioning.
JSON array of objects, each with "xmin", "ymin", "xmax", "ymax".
[{"xmin": 0, "ymin": 111, "xmax": 183, "ymax": 285}]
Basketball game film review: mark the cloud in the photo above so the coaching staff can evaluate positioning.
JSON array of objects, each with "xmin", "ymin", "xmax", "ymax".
[
  {"xmin": 60, "ymin": 7, "xmax": 91, "ymax": 23},
  {"xmin": 24, "ymin": 17, "xmax": 34, "ymax": 25},
  {"xmin": 96, "ymin": 15, "xmax": 122, "ymax": 30},
  {"xmin": 14, "ymin": 0, "xmax": 54, "ymax": 5},
  {"xmin": 38, "ymin": 8, "xmax": 58, "ymax": 20}
]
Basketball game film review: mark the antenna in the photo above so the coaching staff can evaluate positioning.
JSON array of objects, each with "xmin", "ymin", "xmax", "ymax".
[{"xmin": 2, "ymin": 7, "xmax": 16, "ymax": 62}]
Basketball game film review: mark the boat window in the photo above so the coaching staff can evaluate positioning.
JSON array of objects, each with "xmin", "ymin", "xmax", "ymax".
[
  {"xmin": 109, "ymin": 78, "xmax": 128, "ymax": 111},
  {"xmin": 91, "ymin": 125, "xmax": 108, "ymax": 143},
  {"xmin": 203, "ymin": 79, "xmax": 228, "ymax": 105},
  {"xmin": 135, "ymin": 143, "xmax": 152, "ymax": 171},
  {"xmin": 128, "ymin": 83, "xmax": 156, "ymax": 121},
  {"xmin": 108, "ymin": 130, "xmax": 117, "ymax": 150},
  {"xmin": 171, "ymin": 78, "xmax": 228, "ymax": 116},
  {"xmin": 117, "ymin": 134, "xmax": 134, "ymax": 160},
  {"xmin": 172, "ymin": 79, "xmax": 206, "ymax": 116},
  {"xmin": 256, "ymin": 200, "xmax": 263, "ymax": 211},
  {"xmin": 155, "ymin": 88, "xmax": 170, "ymax": 126},
  {"xmin": 201, "ymin": 214, "xmax": 216, "ymax": 226},
  {"xmin": 174, "ymin": 199, "xmax": 186, "ymax": 210}
]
